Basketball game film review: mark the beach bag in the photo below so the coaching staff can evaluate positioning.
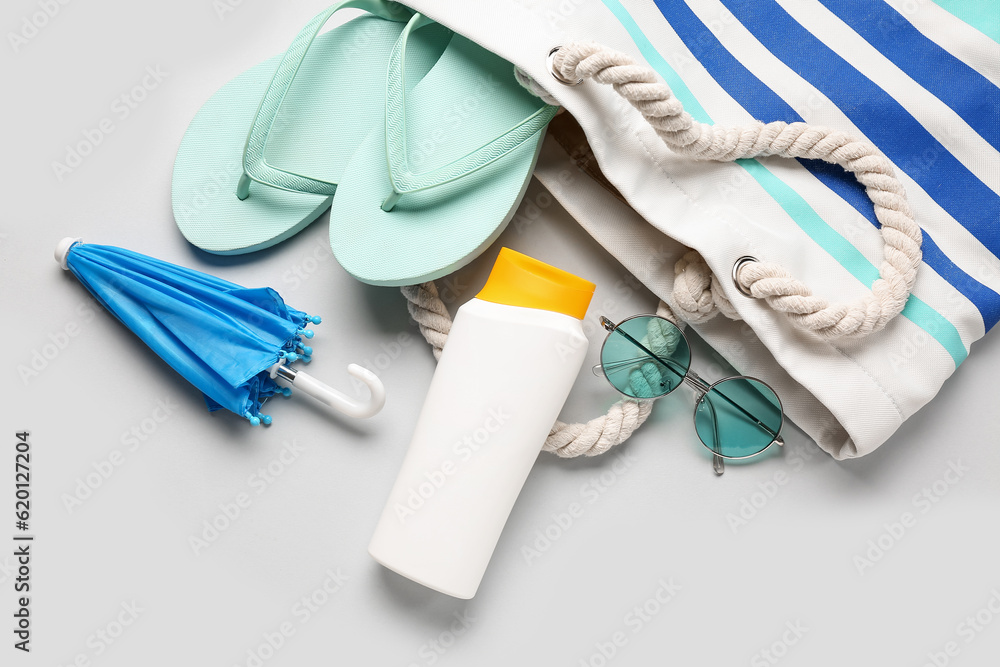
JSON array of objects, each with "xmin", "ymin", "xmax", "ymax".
[{"xmin": 399, "ymin": 0, "xmax": 1000, "ymax": 459}]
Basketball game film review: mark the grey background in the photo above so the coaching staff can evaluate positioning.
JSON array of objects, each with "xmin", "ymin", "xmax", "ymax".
[{"xmin": 3, "ymin": 1, "xmax": 999, "ymax": 665}]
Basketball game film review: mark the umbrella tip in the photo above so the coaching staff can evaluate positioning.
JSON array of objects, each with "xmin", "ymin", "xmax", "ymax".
[
  {"xmin": 261, "ymin": 415, "xmax": 272, "ymax": 425},
  {"xmin": 55, "ymin": 237, "xmax": 82, "ymax": 270},
  {"xmin": 309, "ymin": 315, "xmax": 322, "ymax": 325}
]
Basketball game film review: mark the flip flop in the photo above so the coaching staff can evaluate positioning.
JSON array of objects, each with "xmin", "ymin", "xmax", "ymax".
[
  {"xmin": 327, "ymin": 14, "xmax": 558, "ymax": 285},
  {"xmin": 171, "ymin": 1, "xmax": 450, "ymax": 255}
]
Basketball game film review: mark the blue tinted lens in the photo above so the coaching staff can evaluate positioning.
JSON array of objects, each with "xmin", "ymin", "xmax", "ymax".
[
  {"xmin": 694, "ymin": 377, "xmax": 782, "ymax": 458},
  {"xmin": 600, "ymin": 316, "xmax": 690, "ymax": 398}
]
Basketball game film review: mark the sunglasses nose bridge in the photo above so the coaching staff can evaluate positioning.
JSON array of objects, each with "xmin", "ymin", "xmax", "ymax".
[{"xmin": 682, "ymin": 369, "xmax": 711, "ymax": 396}]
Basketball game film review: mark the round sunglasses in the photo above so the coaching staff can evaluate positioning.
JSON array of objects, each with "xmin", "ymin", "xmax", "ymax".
[{"xmin": 595, "ymin": 314, "xmax": 784, "ymax": 475}]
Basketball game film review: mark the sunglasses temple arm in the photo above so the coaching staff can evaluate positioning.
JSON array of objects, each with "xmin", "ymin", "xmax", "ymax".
[{"xmin": 698, "ymin": 387, "xmax": 726, "ymax": 476}]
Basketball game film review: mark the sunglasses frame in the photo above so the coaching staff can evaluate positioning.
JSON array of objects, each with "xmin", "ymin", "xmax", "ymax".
[{"xmin": 596, "ymin": 314, "xmax": 784, "ymax": 472}]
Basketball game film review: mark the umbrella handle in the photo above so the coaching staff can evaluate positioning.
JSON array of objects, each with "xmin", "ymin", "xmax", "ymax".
[{"xmin": 269, "ymin": 362, "xmax": 386, "ymax": 419}]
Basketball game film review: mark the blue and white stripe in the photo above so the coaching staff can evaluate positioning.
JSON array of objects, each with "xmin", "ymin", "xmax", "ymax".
[{"xmin": 598, "ymin": 0, "xmax": 1000, "ymax": 369}]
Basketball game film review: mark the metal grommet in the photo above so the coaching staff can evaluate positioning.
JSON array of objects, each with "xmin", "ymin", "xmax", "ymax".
[
  {"xmin": 547, "ymin": 46, "xmax": 583, "ymax": 86},
  {"xmin": 732, "ymin": 256, "xmax": 759, "ymax": 297}
]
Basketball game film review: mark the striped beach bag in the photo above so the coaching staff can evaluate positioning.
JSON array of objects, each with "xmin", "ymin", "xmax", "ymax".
[{"xmin": 401, "ymin": 0, "xmax": 1000, "ymax": 459}]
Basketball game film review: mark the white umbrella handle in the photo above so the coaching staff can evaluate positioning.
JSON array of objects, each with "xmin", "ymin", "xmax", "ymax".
[{"xmin": 269, "ymin": 363, "xmax": 385, "ymax": 419}]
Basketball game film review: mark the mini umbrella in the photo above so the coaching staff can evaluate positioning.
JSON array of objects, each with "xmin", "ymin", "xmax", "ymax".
[{"xmin": 55, "ymin": 238, "xmax": 385, "ymax": 423}]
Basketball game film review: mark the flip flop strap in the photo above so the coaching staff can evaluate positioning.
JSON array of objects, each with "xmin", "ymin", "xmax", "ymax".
[
  {"xmin": 237, "ymin": 0, "xmax": 413, "ymax": 200},
  {"xmin": 381, "ymin": 14, "xmax": 559, "ymax": 211}
]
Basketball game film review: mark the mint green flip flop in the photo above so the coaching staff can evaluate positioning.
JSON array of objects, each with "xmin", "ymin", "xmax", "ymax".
[
  {"xmin": 171, "ymin": 1, "xmax": 449, "ymax": 255},
  {"xmin": 327, "ymin": 14, "xmax": 558, "ymax": 285}
]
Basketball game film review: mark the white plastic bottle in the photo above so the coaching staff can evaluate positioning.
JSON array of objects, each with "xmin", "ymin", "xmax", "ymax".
[{"xmin": 368, "ymin": 247, "xmax": 595, "ymax": 598}]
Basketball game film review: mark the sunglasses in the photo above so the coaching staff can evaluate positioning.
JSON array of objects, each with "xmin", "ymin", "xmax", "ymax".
[{"xmin": 595, "ymin": 314, "xmax": 784, "ymax": 475}]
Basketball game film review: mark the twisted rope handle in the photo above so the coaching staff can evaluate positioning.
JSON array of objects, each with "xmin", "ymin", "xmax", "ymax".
[
  {"xmin": 401, "ymin": 283, "xmax": 684, "ymax": 457},
  {"xmin": 546, "ymin": 42, "xmax": 922, "ymax": 340}
]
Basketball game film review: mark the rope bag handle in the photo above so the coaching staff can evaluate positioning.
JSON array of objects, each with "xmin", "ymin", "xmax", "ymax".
[
  {"xmin": 525, "ymin": 42, "xmax": 922, "ymax": 339},
  {"xmin": 400, "ymin": 40, "xmax": 923, "ymax": 457}
]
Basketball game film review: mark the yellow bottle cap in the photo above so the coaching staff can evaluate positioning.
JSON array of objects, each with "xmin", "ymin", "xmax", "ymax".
[{"xmin": 476, "ymin": 248, "xmax": 595, "ymax": 320}]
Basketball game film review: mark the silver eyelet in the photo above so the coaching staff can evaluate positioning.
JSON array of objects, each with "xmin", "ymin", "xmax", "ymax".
[
  {"xmin": 732, "ymin": 256, "xmax": 758, "ymax": 297},
  {"xmin": 547, "ymin": 46, "xmax": 583, "ymax": 86}
]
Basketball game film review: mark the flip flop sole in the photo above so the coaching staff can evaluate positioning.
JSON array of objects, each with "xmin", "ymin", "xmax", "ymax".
[
  {"xmin": 172, "ymin": 49, "xmax": 329, "ymax": 255},
  {"xmin": 328, "ymin": 35, "xmax": 550, "ymax": 285},
  {"xmin": 172, "ymin": 16, "xmax": 448, "ymax": 255}
]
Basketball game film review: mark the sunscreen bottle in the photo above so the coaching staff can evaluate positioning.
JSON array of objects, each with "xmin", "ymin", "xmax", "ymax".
[{"xmin": 369, "ymin": 247, "xmax": 595, "ymax": 598}]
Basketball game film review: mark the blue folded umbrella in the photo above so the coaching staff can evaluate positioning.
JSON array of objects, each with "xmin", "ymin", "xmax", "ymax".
[{"xmin": 56, "ymin": 238, "xmax": 385, "ymax": 423}]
